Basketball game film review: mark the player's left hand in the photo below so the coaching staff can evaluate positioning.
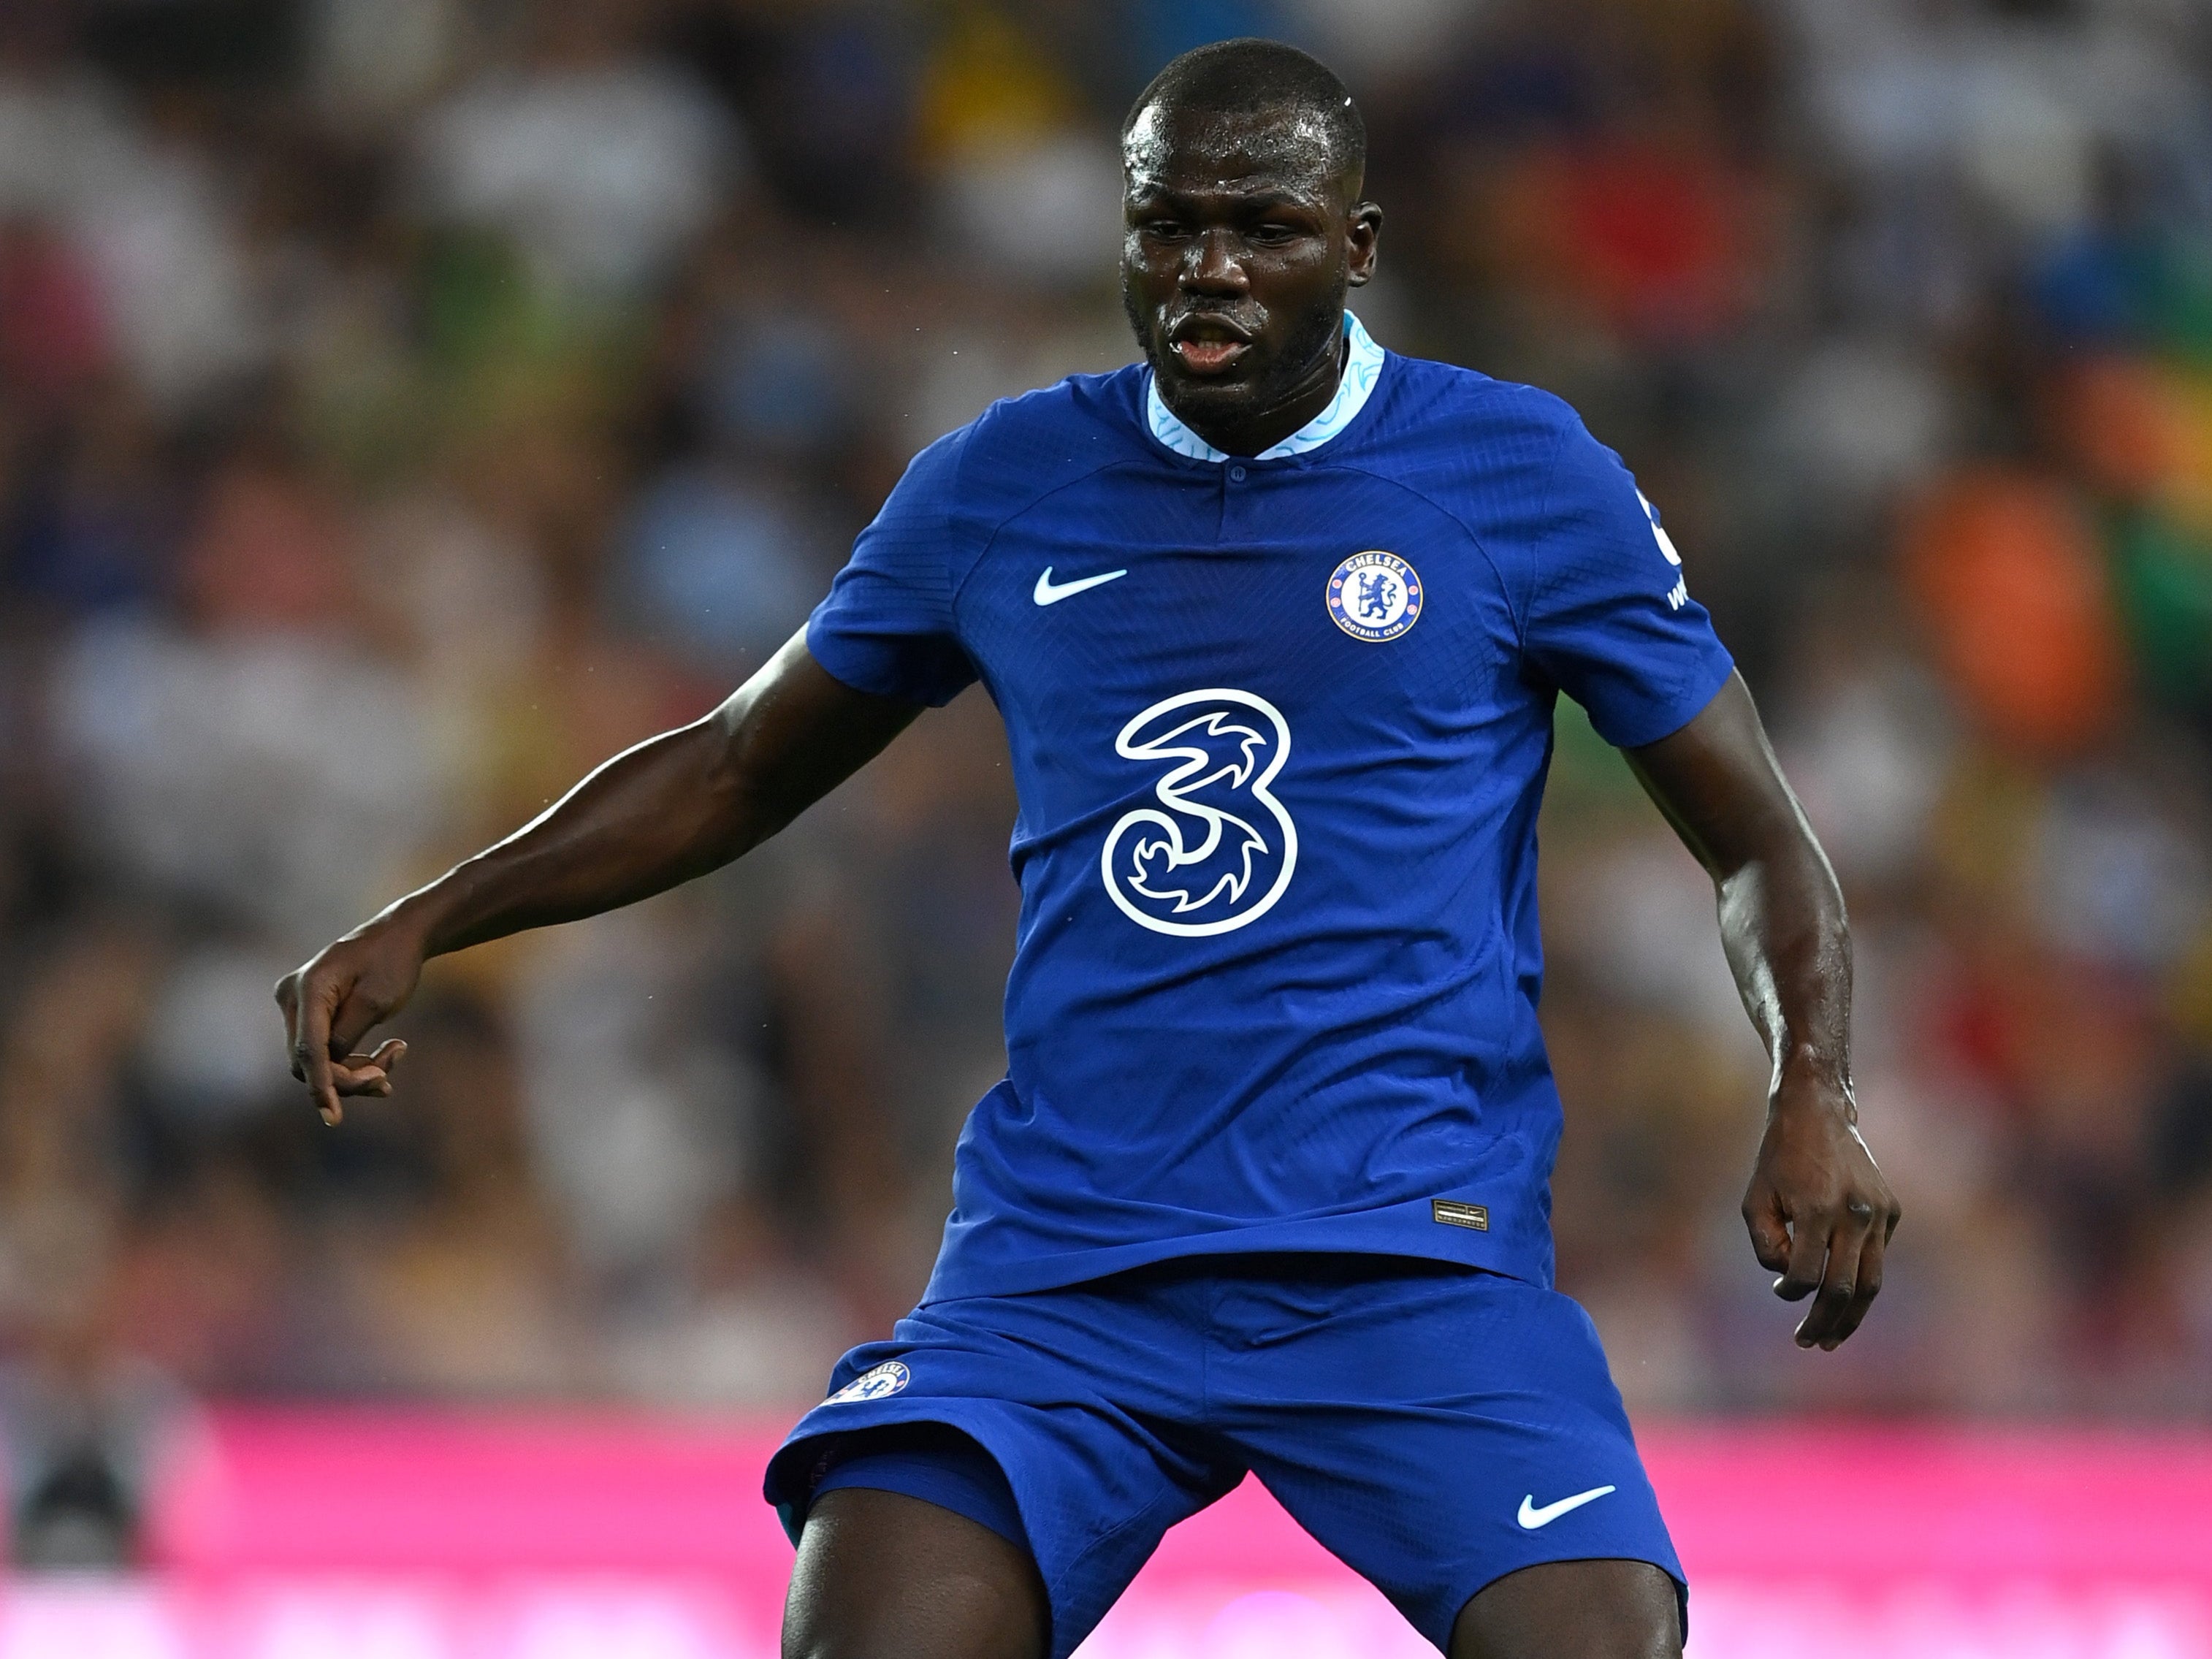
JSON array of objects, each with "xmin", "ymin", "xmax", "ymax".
[{"xmin": 1741, "ymin": 1080, "xmax": 1900, "ymax": 1350}]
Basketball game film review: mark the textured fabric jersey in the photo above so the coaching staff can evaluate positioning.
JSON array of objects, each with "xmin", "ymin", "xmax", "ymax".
[{"xmin": 806, "ymin": 315, "xmax": 1734, "ymax": 1303}]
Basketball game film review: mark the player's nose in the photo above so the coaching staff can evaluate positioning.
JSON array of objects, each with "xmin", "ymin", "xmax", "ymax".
[{"xmin": 1182, "ymin": 227, "xmax": 1248, "ymax": 291}]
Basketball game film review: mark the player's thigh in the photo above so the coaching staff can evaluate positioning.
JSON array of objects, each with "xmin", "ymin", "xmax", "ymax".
[
  {"xmin": 784, "ymin": 1487, "xmax": 1050, "ymax": 1659},
  {"xmin": 1215, "ymin": 1261, "xmax": 1687, "ymax": 1649},
  {"xmin": 1449, "ymin": 1558, "xmax": 1682, "ymax": 1659}
]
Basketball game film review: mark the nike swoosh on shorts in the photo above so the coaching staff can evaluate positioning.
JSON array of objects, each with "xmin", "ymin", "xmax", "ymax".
[{"xmin": 1517, "ymin": 1485, "xmax": 1617, "ymax": 1529}]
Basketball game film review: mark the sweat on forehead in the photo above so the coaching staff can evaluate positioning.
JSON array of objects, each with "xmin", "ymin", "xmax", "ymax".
[
  {"xmin": 1122, "ymin": 37, "xmax": 1365, "ymax": 191},
  {"xmin": 1123, "ymin": 104, "xmax": 1343, "ymax": 188}
]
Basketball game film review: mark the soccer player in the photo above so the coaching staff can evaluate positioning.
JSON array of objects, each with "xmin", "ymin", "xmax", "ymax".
[{"xmin": 278, "ymin": 39, "xmax": 1899, "ymax": 1659}]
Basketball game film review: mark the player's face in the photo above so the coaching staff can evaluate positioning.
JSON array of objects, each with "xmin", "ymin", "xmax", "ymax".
[{"xmin": 1120, "ymin": 104, "xmax": 1381, "ymax": 451}]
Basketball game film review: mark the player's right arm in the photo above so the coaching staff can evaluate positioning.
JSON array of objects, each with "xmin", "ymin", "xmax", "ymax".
[{"xmin": 275, "ymin": 633, "xmax": 920, "ymax": 1125}]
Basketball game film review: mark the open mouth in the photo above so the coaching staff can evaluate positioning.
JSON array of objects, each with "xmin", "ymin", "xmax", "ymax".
[
  {"xmin": 1167, "ymin": 316, "xmax": 1254, "ymax": 375},
  {"xmin": 1172, "ymin": 338, "xmax": 1248, "ymax": 373}
]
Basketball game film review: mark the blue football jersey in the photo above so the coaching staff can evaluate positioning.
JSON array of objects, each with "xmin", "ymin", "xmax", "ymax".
[{"xmin": 806, "ymin": 314, "xmax": 1734, "ymax": 1302}]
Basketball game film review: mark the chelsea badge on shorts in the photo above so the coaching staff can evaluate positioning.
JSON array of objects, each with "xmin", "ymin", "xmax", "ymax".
[
  {"xmin": 1327, "ymin": 552, "xmax": 1422, "ymax": 642},
  {"xmin": 827, "ymin": 1360, "xmax": 909, "ymax": 1403}
]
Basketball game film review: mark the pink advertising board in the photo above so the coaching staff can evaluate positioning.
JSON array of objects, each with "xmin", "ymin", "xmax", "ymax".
[{"xmin": 0, "ymin": 1414, "xmax": 2205, "ymax": 1657}]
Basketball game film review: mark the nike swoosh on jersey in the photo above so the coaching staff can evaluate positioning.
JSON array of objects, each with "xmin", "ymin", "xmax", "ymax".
[
  {"xmin": 1517, "ymin": 1485, "xmax": 1617, "ymax": 1529},
  {"xmin": 1034, "ymin": 566, "xmax": 1128, "ymax": 605}
]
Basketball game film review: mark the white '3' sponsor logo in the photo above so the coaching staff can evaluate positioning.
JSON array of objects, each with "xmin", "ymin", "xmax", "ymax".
[
  {"xmin": 1102, "ymin": 689, "xmax": 1297, "ymax": 937},
  {"xmin": 1517, "ymin": 1485, "xmax": 1616, "ymax": 1529}
]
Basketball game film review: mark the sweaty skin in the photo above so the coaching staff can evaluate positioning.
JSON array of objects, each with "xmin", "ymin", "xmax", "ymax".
[
  {"xmin": 1119, "ymin": 102, "xmax": 1381, "ymax": 457},
  {"xmin": 278, "ymin": 86, "xmax": 1893, "ymax": 1659},
  {"xmin": 1628, "ymin": 674, "xmax": 1900, "ymax": 1353}
]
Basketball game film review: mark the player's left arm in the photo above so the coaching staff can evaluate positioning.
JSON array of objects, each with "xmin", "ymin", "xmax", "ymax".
[{"xmin": 1623, "ymin": 671, "xmax": 1901, "ymax": 1349}]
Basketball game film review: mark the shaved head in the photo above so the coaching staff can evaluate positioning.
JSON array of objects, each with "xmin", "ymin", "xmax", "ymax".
[{"xmin": 1124, "ymin": 38, "xmax": 1366, "ymax": 195}]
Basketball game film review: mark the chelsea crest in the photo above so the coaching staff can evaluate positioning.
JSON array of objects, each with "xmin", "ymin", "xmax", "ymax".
[
  {"xmin": 1327, "ymin": 552, "xmax": 1422, "ymax": 642},
  {"xmin": 826, "ymin": 1359, "xmax": 910, "ymax": 1403}
]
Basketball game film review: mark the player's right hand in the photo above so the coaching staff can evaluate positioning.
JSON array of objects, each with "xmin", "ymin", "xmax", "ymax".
[{"xmin": 275, "ymin": 922, "xmax": 427, "ymax": 1126}]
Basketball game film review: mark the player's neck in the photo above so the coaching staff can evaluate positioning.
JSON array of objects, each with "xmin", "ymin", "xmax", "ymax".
[{"xmin": 1165, "ymin": 324, "xmax": 1348, "ymax": 458}]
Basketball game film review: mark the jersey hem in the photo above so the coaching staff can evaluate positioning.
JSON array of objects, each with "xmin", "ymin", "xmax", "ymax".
[
  {"xmin": 804, "ymin": 613, "xmax": 963, "ymax": 707},
  {"xmin": 1587, "ymin": 641, "xmax": 1736, "ymax": 750},
  {"xmin": 918, "ymin": 1217, "xmax": 1552, "ymax": 1305}
]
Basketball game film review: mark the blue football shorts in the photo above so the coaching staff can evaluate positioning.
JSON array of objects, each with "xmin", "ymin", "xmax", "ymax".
[{"xmin": 764, "ymin": 1254, "xmax": 1685, "ymax": 1658}]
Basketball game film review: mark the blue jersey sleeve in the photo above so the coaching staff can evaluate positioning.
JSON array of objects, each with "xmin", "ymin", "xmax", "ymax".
[
  {"xmin": 806, "ymin": 430, "xmax": 980, "ymax": 706},
  {"xmin": 1522, "ymin": 421, "xmax": 1734, "ymax": 748}
]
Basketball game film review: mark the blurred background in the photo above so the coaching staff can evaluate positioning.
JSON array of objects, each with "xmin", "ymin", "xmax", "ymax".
[{"xmin": 1, "ymin": 0, "xmax": 2210, "ymax": 1616}]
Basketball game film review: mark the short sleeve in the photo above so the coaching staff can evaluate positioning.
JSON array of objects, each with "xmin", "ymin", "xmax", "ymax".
[
  {"xmin": 1522, "ymin": 422, "xmax": 1735, "ymax": 748},
  {"xmin": 805, "ymin": 431, "xmax": 981, "ymax": 706}
]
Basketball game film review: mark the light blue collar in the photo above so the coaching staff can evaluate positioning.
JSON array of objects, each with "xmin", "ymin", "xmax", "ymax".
[{"xmin": 1145, "ymin": 312, "xmax": 1385, "ymax": 463}]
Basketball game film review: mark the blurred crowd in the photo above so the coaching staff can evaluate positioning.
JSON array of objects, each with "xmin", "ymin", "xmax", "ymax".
[{"xmin": 1, "ymin": 0, "xmax": 2211, "ymax": 1563}]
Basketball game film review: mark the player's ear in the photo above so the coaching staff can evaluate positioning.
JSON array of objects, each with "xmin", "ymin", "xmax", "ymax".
[{"xmin": 1346, "ymin": 201, "xmax": 1381, "ymax": 286}]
